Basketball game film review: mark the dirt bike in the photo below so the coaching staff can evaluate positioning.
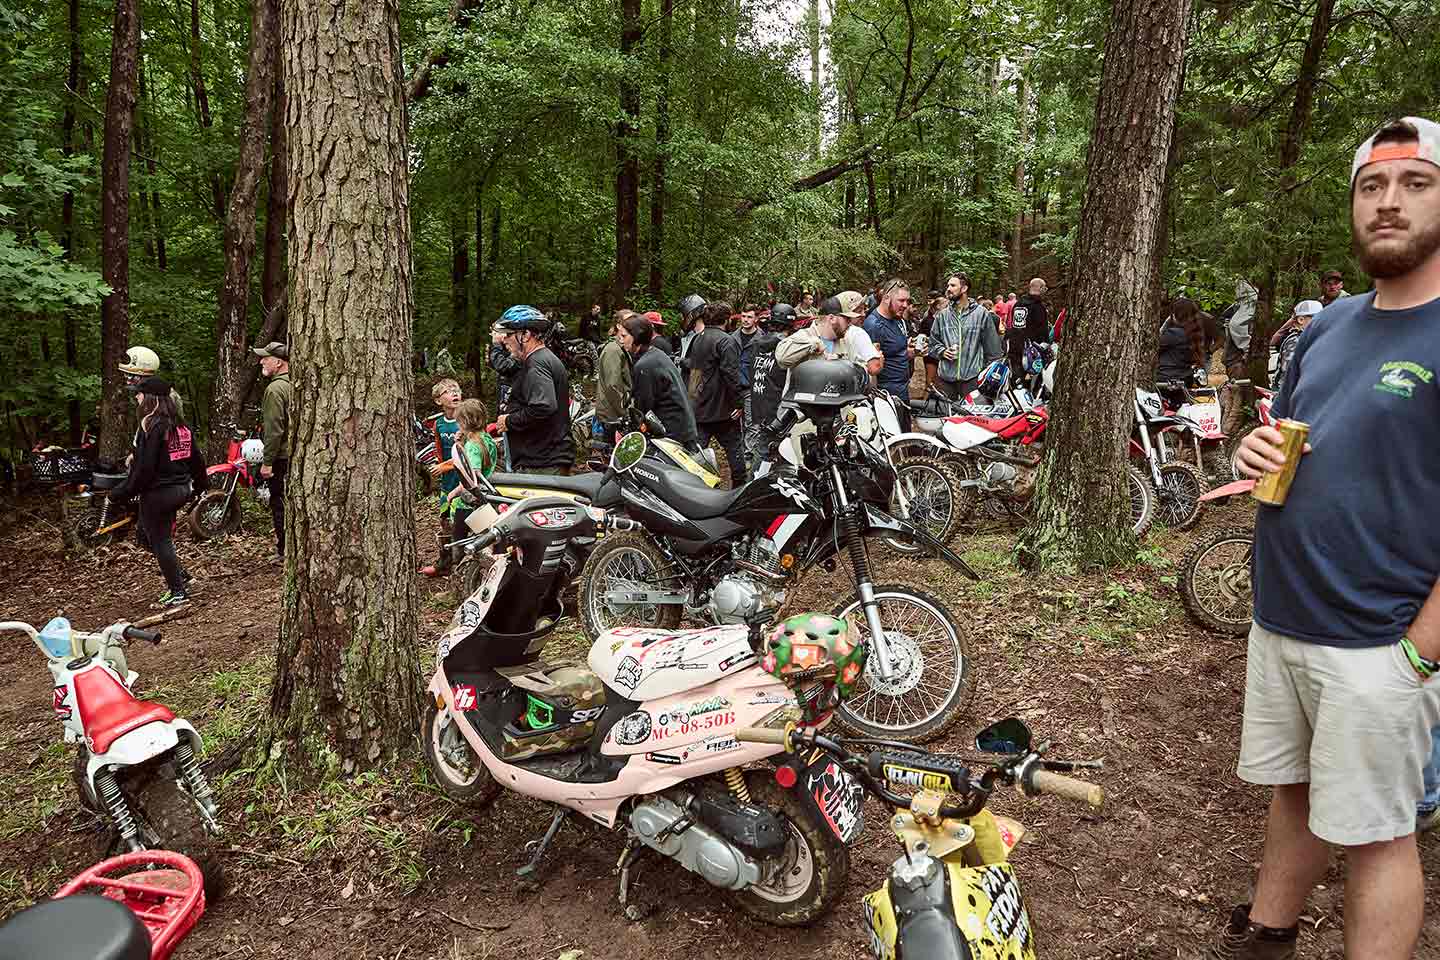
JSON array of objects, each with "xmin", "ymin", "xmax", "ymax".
[
  {"xmin": 580, "ymin": 360, "xmax": 981, "ymax": 744},
  {"xmin": 0, "ymin": 616, "xmax": 225, "ymax": 897},
  {"xmin": 1221, "ymin": 380, "xmax": 1277, "ymax": 482},
  {"xmin": 1179, "ymin": 478, "xmax": 1255, "ymax": 636},
  {"xmin": 1131, "ymin": 387, "xmax": 1207, "ymax": 530},
  {"xmin": 63, "ymin": 466, "xmax": 151, "ymax": 552},
  {"xmin": 1156, "ymin": 375, "xmax": 1229, "ymax": 480},
  {"xmin": 188, "ymin": 430, "xmax": 268, "ymax": 539},
  {"xmin": 736, "ymin": 716, "xmax": 1102, "ymax": 958},
  {"xmin": 546, "ymin": 321, "xmax": 600, "ymax": 379},
  {"xmin": 424, "ymin": 471, "xmax": 867, "ymax": 926}
]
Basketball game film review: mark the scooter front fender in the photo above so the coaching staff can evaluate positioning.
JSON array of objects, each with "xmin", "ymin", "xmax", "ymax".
[{"xmin": 862, "ymin": 504, "xmax": 979, "ymax": 580}]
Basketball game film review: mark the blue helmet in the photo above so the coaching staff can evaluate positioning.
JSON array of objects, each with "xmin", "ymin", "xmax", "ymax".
[
  {"xmin": 494, "ymin": 305, "xmax": 549, "ymax": 335},
  {"xmin": 978, "ymin": 359, "xmax": 1008, "ymax": 396}
]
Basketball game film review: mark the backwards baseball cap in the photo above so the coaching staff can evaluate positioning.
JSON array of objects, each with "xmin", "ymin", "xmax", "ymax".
[
  {"xmin": 1351, "ymin": 117, "xmax": 1440, "ymax": 184},
  {"xmin": 642, "ymin": 311, "xmax": 666, "ymax": 327},
  {"xmin": 1293, "ymin": 299, "xmax": 1324, "ymax": 318},
  {"xmin": 251, "ymin": 341, "xmax": 290, "ymax": 360},
  {"xmin": 820, "ymin": 290, "xmax": 866, "ymax": 319},
  {"xmin": 135, "ymin": 376, "xmax": 172, "ymax": 397}
]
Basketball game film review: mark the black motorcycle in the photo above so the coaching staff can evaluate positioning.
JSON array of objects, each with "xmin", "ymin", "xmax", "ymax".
[
  {"xmin": 545, "ymin": 320, "xmax": 599, "ymax": 380},
  {"xmin": 578, "ymin": 359, "xmax": 980, "ymax": 744}
]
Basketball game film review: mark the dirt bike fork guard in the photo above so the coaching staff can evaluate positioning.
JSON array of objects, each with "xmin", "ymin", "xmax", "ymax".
[
  {"xmin": 94, "ymin": 769, "xmax": 142, "ymax": 851},
  {"xmin": 516, "ymin": 806, "xmax": 568, "ymax": 878},
  {"xmin": 828, "ymin": 463, "xmax": 897, "ymax": 681}
]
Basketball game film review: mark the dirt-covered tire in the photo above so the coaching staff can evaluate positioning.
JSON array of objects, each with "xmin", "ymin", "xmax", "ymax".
[
  {"xmin": 886, "ymin": 456, "xmax": 964, "ymax": 553},
  {"xmin": 1155, "ymin": 461, "xmax": 1206, "ymax": 531},
  {"xmin": 188, "ymin": 490, "xmax": 243, "ymax": 540},
  {"xmin": 943, "ymin": 454, "xmax": 981, "ymax": 525},
  {"xmin": 415, "ymin": 459, "xmax": 436, "ymax": 498},
  {"xmin": 1127, "ymin": 465, "xmax": 1155, "ymax": 540},
  {"xmin": 832, "ymin": 581, "xmax": 974, "ymax": 744},
  {"xmin": 578, "ymin": 532, "xmax": 682, "ymax": 639},
  {"xmin": 422, "ymin": 702, "xmax": 501, "ymax": 807},
  {"xmin": 131, "ymin": 776, "xmax": 227, "ymax": 901},
  {"xmin": 63, "ymin": 501, "xmax": 117, "ymax": 552},
  {"xmin": 726, "ymin": 770, "xmax": 849, "ymax": 927},
  {"xmin": 1180, "ymin": 527, "xmax": 1254, "ymax": 636},
  {"xmin": 1226, "ymin": 423, "xmax": 1262, "ymax": 481}
]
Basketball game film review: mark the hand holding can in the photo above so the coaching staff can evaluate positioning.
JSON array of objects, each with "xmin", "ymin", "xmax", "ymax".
[{"xmin": 1249, "ymin": 419, "xmax": 1310, "ymax": 506}]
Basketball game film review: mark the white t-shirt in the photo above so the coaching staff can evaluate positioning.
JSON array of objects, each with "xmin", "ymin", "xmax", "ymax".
[{"xmin": 845, "ymin": 326, "xmax": 882, "ymax": 362}]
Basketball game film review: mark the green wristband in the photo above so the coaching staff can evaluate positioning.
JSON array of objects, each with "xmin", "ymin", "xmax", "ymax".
[{"xmin": 1401, "ymin": 637, "xmax": 1437, "ymax": 679}]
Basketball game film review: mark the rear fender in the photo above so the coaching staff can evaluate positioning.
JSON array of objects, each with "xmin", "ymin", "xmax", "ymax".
[
  {"xmin": 205, "ymin": 462, "xmax": 237, "ymax": 476},
  {"xmin": 1200, "ymin": 478, "xmax": 1254, "ymax": 502},
  {"xmin": 84, "ymin": 719, "xmax": 192, "ymax": 783},
  {"xmin": 861, "ymin": 504, "xmax": 978, "ymax": 580}
]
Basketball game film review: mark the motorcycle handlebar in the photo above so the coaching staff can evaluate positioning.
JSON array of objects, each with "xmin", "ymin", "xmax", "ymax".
[
  {"xmin": 1026, "ymin": 769, "xmax": 1104, "ymax": 810},
  {"xmin": 122, "ymin": 626, "xmax": 161, "ymax": 644},
  {"xmin": 734, "ymin": 726, "xmax": 789, "ymax": 746}
]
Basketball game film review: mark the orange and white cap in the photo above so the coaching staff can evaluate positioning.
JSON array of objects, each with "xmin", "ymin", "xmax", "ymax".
[{"xmin": 1351, "ymin": 116, "xmax": 1440, "ymax": 184}]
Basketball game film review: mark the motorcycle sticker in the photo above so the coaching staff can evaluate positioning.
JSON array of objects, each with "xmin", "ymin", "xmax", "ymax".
[
  {"xmin": 614, "ymin": 656, "xmax": 642, "ymax": 692},
  {"xmin": 645, "ymin": 751, "xmax": 685, "ymax": 765},
  {"xmin": 451, "ymin": 685, "xmax": 478, "ymax": 711},
  {"xmin": 979, "ymin": 864, "xmax": 1032, "ymax": 950},
  {"xmin": 651, "ymin": 711, "xmax": 737, "ymax": 741},
  {"xmin": 717, "ymin": 652, "xmax": 757, "ymax": 673},
  {"xmin": 52, "ymin": 685, "xmax": 71, "ymax": 719},
  {"xmin": 613, "ymin": 710, "xmax": 653, "ymax": 746},
  {"xmin": 880, "ymin": 763, "xmax": 954, "ymax": 793},
  {"xmin": 703, "ymin": 736, "xmax": 740, "ymax": 754},
  {"xmin": 806, "ymin": 758, "xmax": 866, "ymax": 842}
]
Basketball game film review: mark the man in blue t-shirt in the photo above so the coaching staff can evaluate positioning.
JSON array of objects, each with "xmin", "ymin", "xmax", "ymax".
[
  {"xmin": 862, "ymin": 279, "xmax": 914, "ymax": 399},
  {"xmin": 1216, "ymin": 117, "xmax": 1440, "ymax": 960}
]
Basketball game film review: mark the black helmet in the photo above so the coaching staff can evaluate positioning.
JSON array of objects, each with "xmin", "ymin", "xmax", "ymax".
[
  {"xmin": 784, "ymin": 358, "xmax": 869, "ymax": 418},
  {"xmin": 767, "ymin": 303, "xmax": 796, "ymax": 331},
  {"xmin": 677, "ymin": 294, "xmax": 707, "ymax": 319}
]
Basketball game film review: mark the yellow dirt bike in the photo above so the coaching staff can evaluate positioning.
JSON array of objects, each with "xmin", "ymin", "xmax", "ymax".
[{"xmin": 737, "ymin": 717, "xmax": 1102, "ymax": 959}]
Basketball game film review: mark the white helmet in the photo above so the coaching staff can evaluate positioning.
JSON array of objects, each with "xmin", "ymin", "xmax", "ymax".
[
  {"xmin": 118, "ymin": 346, "xmax": 160, "ymax": 376},
  {"xmin": 241, "ymin": 439, "xmax": 266, "ymax": 465}
]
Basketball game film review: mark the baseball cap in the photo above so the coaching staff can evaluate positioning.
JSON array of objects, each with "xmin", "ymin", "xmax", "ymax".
[
  {"xmin": 822, "ymin": 290, "xmax": 865, "ymax": 319},
  {"xmin": 1293, "ymin": 300, "xmax": 1323, "ymax": 317},
  {"xmin": 642, "ymin": 311, "xmax": 666, "ymax": 327},
  {"xmin": 135, "ymin": 376, "xmax": 172, "ymax": 397},
  {"xmin": 251, "ymin": 341, "xmax": 290, "ymax": 360},
  {"xmin": 1351, "ymin": 117, "xmax": 1440, "ymax": 184}
]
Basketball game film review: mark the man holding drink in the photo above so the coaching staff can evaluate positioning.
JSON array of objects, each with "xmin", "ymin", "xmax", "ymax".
[{"xmin": 1215, "ymin": 117, "xmax": 1440, "ymax": 960}]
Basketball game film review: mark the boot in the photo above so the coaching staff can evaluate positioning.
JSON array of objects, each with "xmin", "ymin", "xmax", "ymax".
[{"xmin": 1209, "ymin": 904, "xmax": 1297, "ymax": 960}]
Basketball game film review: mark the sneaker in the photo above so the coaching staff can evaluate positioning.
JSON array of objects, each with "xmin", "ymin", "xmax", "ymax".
[
  {"xmin": 1419, "ymin": 805, "xmax": 1440, "ymax": 834},
  {"xmin": 1209, "ymin": 905, "xmax": 1297, "ymax": 960},
  {"xmin": 157, "ymin": 590, "xmax": 191, "ymax": 609}
]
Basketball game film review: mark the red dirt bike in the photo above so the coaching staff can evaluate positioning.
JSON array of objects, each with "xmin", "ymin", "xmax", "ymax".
[
  {"xmin": 188, "ymin": 430, "xmax": 268, "ymax": 539},
  {"xmin": 0, "ymin": 850, "xmax": 208, "ymax": 960},
  {"xmin": 1179, "ymin": 479, "xmax": 1256, "ymax": 636}
]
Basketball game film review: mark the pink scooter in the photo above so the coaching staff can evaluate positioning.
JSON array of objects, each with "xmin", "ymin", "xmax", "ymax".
[{"xmin": 423, "ymin": 437, "xmax": 866, "ymax": 926}]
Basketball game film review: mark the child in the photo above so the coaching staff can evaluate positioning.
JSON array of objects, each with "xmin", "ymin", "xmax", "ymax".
[
  {"xmin": 420, "ymin": 378, "xmax": 464, "ymax": 577},
  {"xmin": 443, "ymin": 399, "xmax": 499, "ymax": 542}
]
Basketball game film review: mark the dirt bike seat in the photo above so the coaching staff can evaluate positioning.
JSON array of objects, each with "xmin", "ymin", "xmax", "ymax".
[
  {"xmin": 638, "ymin": 464, "xmax": 740, "ymax": 520},
  {"xmin": 0, "ymin": 895, "xmax": 151, "ymax": 960},
  {"xmin": 489, "ymin": 471, "xmax": 604, "ymax": 501},
  {"xmin": 72, "ymin": 668, "xmax": 176, "ymax": 755}
]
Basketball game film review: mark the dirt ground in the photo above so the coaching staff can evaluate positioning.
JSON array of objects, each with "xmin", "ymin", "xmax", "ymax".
[{"xmin": 1, "ymin": 491, "xmax": 1437, "ymax": 960}]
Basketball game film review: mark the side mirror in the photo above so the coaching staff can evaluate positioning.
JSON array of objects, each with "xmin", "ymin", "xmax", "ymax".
[
  {"xmin": 643, "ymin": 411, "xmax": 668, "ymax": 438},
  {"xmin": 611, "ymin": 432, "xmax": 648, "ymax": 474},
  {"xmin": 975, "ymin": 717, "xmax": 1032, "ymax": 755}
]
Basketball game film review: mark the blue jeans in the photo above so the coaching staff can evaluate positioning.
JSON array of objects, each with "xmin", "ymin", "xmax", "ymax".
[{"xmin": 1422, "ymin": 724, "xmax": 1440, "ymax": 814}]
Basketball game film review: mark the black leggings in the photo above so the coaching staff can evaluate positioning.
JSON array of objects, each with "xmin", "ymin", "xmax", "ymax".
[{"xmin": 139, "ymin": 483, "xmax": 191, "ymax": 593}]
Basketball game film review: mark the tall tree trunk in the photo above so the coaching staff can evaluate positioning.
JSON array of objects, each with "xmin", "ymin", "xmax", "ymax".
[
  {"xmin": 647, "ymin": 0, "xmax": 673, "ymax": 298},
  {"xmin": 98, "ymin": 0, "xmax": 142, "ymax": 463},
  {"xmin": 1009, "ymin": 68, "xmax": 1029, "ymax": 289},
  {"xmin": 187, "ymin": 0, "xmax": 225, "ymax": 218},
  {"xmin": 136, "ymin": 60, "xmax": 167, "ymax": 270},
  {"xmin": 211, "ymin": 0, "xmax": 279, "ymax": 461},
  {"xmin": 808, "ymin": 0, "xmax": 821, "ymax": 159},
  {"xmin": 269, "ymin": 0, "xmax": 420, "ymax": 771},
  {"xmin": 261, "ymin": 52, "xmax": 287, "ymax": 316},
  {"xmin": 1250, "ymin": 0, "xmax": 1335, "ymax": 386},
  {"xmin": 1017, "ymin": 0, "xmax": 1192, "ymax": 569},
  {"xmin": 613, "ymin": 0, "xmax": 642, "ymax": 297},
  {"xmin": 450, "ymin": 214, "xmax": 469, "ymax": 338},
  {"xmin": 62, "ymin": 0, "xmax": 83, "ymax": 445}
]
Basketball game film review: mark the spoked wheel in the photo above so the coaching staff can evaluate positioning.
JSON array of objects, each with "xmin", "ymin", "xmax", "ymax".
[
  {"xmin": 1180, "ymin": 527, "xmax": 1254, "ymax": 636},
  {"xmin": 422, "ymin": 702, "xmax": 500, "ymax": 806},
  {"xmin": 726, "ymin": 771, "xmax": 848, "ymax": 926},
  {"xmin": 1155, "ymin": 461, "xmax": 1206, "ymax": 530},
  {"xmin": 578, "ymin": 532, "xmax": 682, "ymax": 638},
  {"xmin": 1127, "ymin": 465, "xmax": 1156, "ymax": 539},
  {"xmin": 188, "ymin": 490, "xmax": 243, "ymax": 539},
  {"xmin": 1226, "ymin": 423, "xmax": 1262, "ymax": 481},
  {"xmin": 886, "ymin": 456, "xmax": 963, "ymax": 553},
  {"xmin": 64, "ymin": 501, "xmax": 118, "ymax": 552},
  {"xmin": 833, "ymin": 582, "xmax": 973, "ymax": 743}
]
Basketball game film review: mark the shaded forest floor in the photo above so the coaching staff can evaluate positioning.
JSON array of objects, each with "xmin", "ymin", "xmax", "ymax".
[{"xmin": 1, "ymin": 491, "xmax": 1437, "ymax": 960}]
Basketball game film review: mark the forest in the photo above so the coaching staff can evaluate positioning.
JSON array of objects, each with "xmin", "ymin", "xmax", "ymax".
[{"xmin": 2, "ymin": 0, "xmax": 1437, "ymax": 462}]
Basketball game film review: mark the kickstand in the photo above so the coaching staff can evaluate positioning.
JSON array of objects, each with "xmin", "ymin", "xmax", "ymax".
[
  {"xmin": 616, "ymin": 840, "xmax": 651, "ymax": 922},
  {"xmin": 517, "ymin": 807, "xmax": 567, "ymax": 879}
]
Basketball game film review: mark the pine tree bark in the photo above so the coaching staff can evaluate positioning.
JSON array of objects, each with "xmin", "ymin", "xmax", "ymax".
[
  {"xmin": 261, "ymin": 51, "xmax": 288, "ymax": 316},
  {"xmin": 647, "ymin": 0, "xmax": 673, "ymax": 298},
  {"xmin": 1017, "ymin": 0, "xmax": 1192, "ymax": 569},
  {"xmin": 62, "ymin": 0, "xmax": 84, "ymax": 445},
  {"xmin": 613, "ymin": 0, "xmax": 642, "ymax": 297},
  {"xmin": 268, "ymin": 0, "xmax": 420, "ymax": 771},
  {"xmin": 211, "ymin": 0, "xmax": 279, "ymax": 461},
  {"xmin": 98, "ymin": 0, "xmax": 141, "ymax": 463}
]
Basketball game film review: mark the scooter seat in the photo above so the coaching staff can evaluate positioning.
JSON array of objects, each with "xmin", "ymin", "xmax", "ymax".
[
  {"xmin": 73, "ymin": 668, "xmax": 176, "ymax": 755},
  {"xmin": 641, "ymin": 466, "xmax": 740, "ymax": 520},
  {"xmin": 489, "ymin": 471, "xmax": 604, "ymax": 500}
]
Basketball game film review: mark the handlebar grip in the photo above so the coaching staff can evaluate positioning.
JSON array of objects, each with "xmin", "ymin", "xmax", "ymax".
[
  {"xmin": 122, "ymin": 626, "xmax": 161, "ymax": 644},
  {"xmin": 734, "ymin": 726, "xmax": 789, "ymax": 746},
  {"xmin": 1030, "ymin": 770, "xmax": 1103, "ymax": 809}
]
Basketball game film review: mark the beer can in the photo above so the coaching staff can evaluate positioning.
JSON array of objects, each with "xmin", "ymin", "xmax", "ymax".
[{"xmin": 1252, "ymin": 418, "xmax": 1310, "ymax": 506}]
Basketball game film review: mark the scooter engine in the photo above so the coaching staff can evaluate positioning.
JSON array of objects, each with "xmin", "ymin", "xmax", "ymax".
[{"xmin": 629, "ymin": 793, "xmax": 766, "ymax": 891}]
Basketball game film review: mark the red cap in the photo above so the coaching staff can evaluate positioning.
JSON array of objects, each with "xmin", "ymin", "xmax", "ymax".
[{"xmin": 643, "ymin": 311, "xmax": 665, "ymax": 327}]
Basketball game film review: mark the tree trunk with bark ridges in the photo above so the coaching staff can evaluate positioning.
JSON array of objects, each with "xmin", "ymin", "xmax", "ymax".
[
  {"xmin": 614, "ymin": 0, "xmax": 642, "ymax": 298},
  {"xmin": 1017, "ymin": 0, "xmax": 1192, "ymax": 569},
  {"xmin": 268, "ymin": 0, "xmax": 420, "ymax": 772},
  {"xmin": 261, "ymin": 48, "xmax": 287, "ymax": 317},
  {"xmin": 211, "ymin": 0, "xmax": 279, "ymax": 462},
  {"xmin": 62, "ymin": 0, "xmax": 83, "ymax": 444},
  {"xmin": 647, "ymin": 0, "xmax": 673, "ymax": 298},
  {"xmin": 98, "ymin": 0, "xmax": 141, "ymax": 463}
]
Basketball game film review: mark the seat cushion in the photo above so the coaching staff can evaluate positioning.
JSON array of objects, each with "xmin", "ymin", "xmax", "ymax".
[
  {"xmin": 0, "ymin": 895, "xmax": 150, "ymax": 960},
  {"xmin": 645, "ymin": 467, "xmax": 742, "ymax": 520},
  {"xmin": 73, "ymin": 668, "xmax": 176, "ymax": 755},
  {"xmin": 489, "ymin": 471, "xmax": 603, "ymax": 500}
]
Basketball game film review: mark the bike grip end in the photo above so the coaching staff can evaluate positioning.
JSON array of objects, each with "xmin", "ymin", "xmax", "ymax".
[
  {"xmin": 1031, "ymin": 770, "xmax": 1103, "ymax": 810},
  {"xmin": 735, "ymin": 726, "xmax": 789, "ymax": 747},
  {"xmin": 123, "ymin": 626, "xmax": 162, "ymax": 644}
]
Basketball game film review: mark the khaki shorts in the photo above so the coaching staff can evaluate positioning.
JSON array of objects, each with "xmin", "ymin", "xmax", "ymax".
[{"xmin": 1238, "ymin": 623, "xmax": 1440, "ymax": 845}]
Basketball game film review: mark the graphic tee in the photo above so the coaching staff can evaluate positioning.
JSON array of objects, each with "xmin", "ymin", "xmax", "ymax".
[{"xmin": 1253, "ymin": 292, "xmax": 1440, "ymax": 647}]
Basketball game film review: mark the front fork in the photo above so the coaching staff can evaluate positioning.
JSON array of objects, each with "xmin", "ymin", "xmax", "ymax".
[{"xmin": 829, "ymin": 464, "xmax": 896, "ymax": 681}]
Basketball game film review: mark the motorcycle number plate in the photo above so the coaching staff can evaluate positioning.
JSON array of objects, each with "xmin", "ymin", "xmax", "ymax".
[{"xmin": 804, "ymin": 755, "xmax": 865, "ymax": 843}]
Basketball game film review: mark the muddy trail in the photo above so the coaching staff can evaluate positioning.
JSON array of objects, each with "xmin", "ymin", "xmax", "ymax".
[{"xmin": 0, "ymin": 495, "xmax": 1436, "ymax": 960}]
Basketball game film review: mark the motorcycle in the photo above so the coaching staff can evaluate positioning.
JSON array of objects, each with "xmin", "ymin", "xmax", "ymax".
[
  {"xmin": 188, "ymin": 430, "xmax": 268, "ymax": 539},
  {"xmin": 1156, "ymin": 373, "xmax": 1229, "ymax": 480},
  {"xmin": 0, "ymin": 616, "xmax": 224, "ymax": 896},
  {"xmin": 1221, "ymin": 379, "xmax": 1276, "ymax": 481},
  {"xmin": 63, "ymin": 465, "xmax": 150, "ymax": 552},
  {"xmin": 1179, "ymin": 479, "xmax": 1256, "ymax": 636},
  {"xmin": 1131, "ymin": 388, "xmax": 1207, "ymax": 530},
  {"xmin": 546, "ymin": 320, "xmax": 600, "ymax": 379},
  {"xmin": 579, "ymin": 360, "xmax": 981, "ymax": 743},
  {"xmin": 423, "ymin": 468, "xmax": 866, "ymax": 926},
  {"xmin": 414, "ymin": 413, "xmax": 441, "ymax": 495},
  {"xmin": 736, "ymin": 716, "xmax": 1101, "ymax": 959}
]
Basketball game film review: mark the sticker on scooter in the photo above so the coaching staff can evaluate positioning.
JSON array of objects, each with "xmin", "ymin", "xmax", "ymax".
[
  {"xmin": 614, "ymin": 656, "xmax": 642, "ymax": 691},
  {"xmin": 807, "ymin": 759, "xmax": 865, "ymax": 842},
  {"xmin": 718, "ymin": 652, "xmax": 757, "ymax": 673},
  {"xmin": 645, "ymin": 750, "xmax": 687, "ymax": 765},
  {"xmin": 452, "ymin": 685, "xmax": 478, "ymax": 711},
  {"xmin": 613, "ymin": 710, "xmax": 652, "ymax": 745},
  {"xmin": 703, "ymin": 736, "xmax": 740, "ymax": 754},
  {"xmin": 52, "ymin": 685, "xmax": 70, "ymax": 718}
]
